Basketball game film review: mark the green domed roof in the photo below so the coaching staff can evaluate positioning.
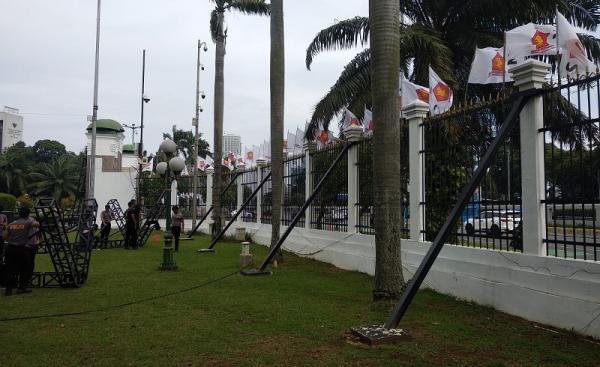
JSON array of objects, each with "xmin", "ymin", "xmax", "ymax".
[
  {"xmin": 122, "ymin": 144, "xmax": 135, "ymax": 154},
  {"xmin": 86, "ymin": 119, "xmax": 125, "ymax": 133}
]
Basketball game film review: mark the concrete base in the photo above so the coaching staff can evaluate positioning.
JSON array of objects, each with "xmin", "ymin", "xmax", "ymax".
[
  {"xmin": 240, "ymin": 254, "xmax": 253, "ymax": 267},
  {"xmin": 197, "ymin": 248, "xmax": 216, "ymax": 253},
  {"xmin": 350, "ymin": 325, "xmax": 408, "ymax": 345}
]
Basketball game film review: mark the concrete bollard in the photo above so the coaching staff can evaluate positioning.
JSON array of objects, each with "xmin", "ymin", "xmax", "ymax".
[
  {"xmin": 240, "ymin": 241, "xmax": 252, "ymax": 267},
  {"xmin": 235, "ymin": 227, "xmax": 246, "ymax": 241}
]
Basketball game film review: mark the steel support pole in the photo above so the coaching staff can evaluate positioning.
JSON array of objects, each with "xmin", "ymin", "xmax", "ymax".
[
  {"xmin": 192, "ymin": 40, "xmax": 202, "ymax": 229},
  {"xmin": 137, "ymin": 49, "xmax": 146, "ymax": 202},
  {"xmin": 242, "ymin": 142, "xmax": 354, "ymax": 275},
  {"xmin": 382, "ymin": 93, "xmax": 530, "ymax": 329},
  {"xmin": 198, "ymin": 171, "xmax": 272, "ymax": 252}
]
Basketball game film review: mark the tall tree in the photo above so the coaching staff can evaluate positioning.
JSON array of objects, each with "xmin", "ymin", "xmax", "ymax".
[
  {"xmin": 0, "ymin": 142, "xmax": 32, "ymax": 196},
  {"xmin": 32, "ymin": 139, "xmax": 67, "ymax": 164},
  {"xmin": 209, "ymin": 0, "xmax": 270, "ymax": 236},
  {"xmin": 370, "ymin": 0, "xmax": 404, "ymax": 300},
  {"xmin": 270, "ymin": 0, "xmax": 284, "ymax": 262},
  {"xmin": 28, "ymin": 156, "xmax": 78, "ymax": 200},
  {"xmin": 162, "ymin": 127, "xmax": 210, "ymax": 166}
]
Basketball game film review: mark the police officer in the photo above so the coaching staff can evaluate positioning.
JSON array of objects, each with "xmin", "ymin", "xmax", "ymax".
[
  {"xmin": 3, "ymin": 207, "xmax": 40, "ymax": 296},
  {"xmin": 124, "ymin": 200, "xmax": 138, "ymax": 249}
]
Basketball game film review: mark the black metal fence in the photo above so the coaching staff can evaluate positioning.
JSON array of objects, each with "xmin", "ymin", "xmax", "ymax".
[
  {"xmin": 356, "ymin": 133, "xmax": 410, "ymax": 238},
  {"xmin": 221, "ymin": 171, "xmax": 237, "ymax": 221},
  {"xmin": 240, "ymin": 168, "xmax": 258, "ymax": 223},
  {"xmin": 260, "ymin": 165, "xmax": 272, "ymax": 224},
  {"xmin": 310, "ymin": 144, "xmax": 348, "ymax": 232},
  {"xmin": 283, "ymin": 154, "xmax": 306, "ymax": 227},
  {"xmin": 421, "ymin": 98, "xmax": 523, "ymax": 252},
  {"xmin": 542, "ymin": 76, "xmax": 600, "ymax": 261}
]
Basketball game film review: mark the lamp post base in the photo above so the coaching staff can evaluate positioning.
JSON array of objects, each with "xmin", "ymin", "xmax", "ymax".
[
  {"xmin": 349, "ymin": 325, "xmax": 408, "ymax": 345},
  {"xmin": 159, "ymin": 232, "xmax": 178, "ymax": 271}
]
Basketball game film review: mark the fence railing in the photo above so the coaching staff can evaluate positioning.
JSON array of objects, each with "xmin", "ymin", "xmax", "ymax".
[
  {"xmin": 283, "ymin": 154, "xmax": 305, "ymax": 227},
  {"xmin": 542, "ymin": 76, "xmax": 600, "ymax": 261}
]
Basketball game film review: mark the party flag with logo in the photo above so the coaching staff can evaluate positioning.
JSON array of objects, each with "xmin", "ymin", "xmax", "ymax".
[
  {"xmin": 468, "ymin": 47, "xmax": 513, "ymax": 84},
  {"xmin": 506, "ymin": 23, "xmax": 557, "ymax": 64},
  {"xmin": 363, "ymin": 107, "xmax": 373, "ymax": 136},
  {"xmin": 429, "ymin": 67, "xmax": 453, "ymax": 116},
  {"xmin": 557, "ymin": 10, "xmax": 595, "ymax": 77},
  {"xmin": 341, "ymin": 108, "xmax": 362, "ymax": 130},
  {"xmin": 400, "ymin": 74, "xmax": 429, "ymax": 108}
]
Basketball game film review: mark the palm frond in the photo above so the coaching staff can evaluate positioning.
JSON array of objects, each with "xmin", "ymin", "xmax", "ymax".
[
  {"xmin": 210, "ymin": 9, "xmax": 220, "ymax": 43},
  {"xmin": 305, "ymin": 17, "xmax": 370, "ymax": 70},
  {"xmin": 306, "ymin": 49, "xmax": 371, "ymax": 139},
  {"xmin": 578, "ymin": 33, "xmax": 600, "ymax": 63},
  {"xmin": 227, "ymin": 0, "xmax": 270, "ymax": 16}
]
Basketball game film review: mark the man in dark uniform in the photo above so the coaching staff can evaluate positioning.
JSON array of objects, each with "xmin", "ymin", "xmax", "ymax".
[
  {"xmin": 0, "ymin": 204, "xmax": 8, "ymax": 287},
  {"xmin": 99, "ymin": 205, "xmax": 112, "ymax": 247},
  {"xmin": 3, "ymin": 207, "xmax": 40, "ymax": 296},
  {"xmin": 124, "ymin": 201, "xmax": 138, "ymax": 249}
]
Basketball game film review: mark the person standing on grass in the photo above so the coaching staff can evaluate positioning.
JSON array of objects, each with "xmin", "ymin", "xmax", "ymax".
[
  {"xmin": 171, "ymin": 206, "xmax": 184, "ymax": 252},
  {"xmin": 3, "ymin": 207, "xmax": 40, "ymax": 296},
  {"xmin": 124, "ymin": 200, "xmax": 138, "ymax": 249},
  {"xmin": 100, "ymin": 205, "xmax": 112, "ymax": 247},
  {"xmin": 0, "ymin": 205, "xmax": 8, "ymax": 286}
]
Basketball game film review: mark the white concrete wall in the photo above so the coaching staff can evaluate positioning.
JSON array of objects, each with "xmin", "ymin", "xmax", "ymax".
[
  {"xmin": 93, "ymin": 157, "xmax": 136, "ymax": 220},
  {"xmin": 192, "ymin": 221, "xmax": 600, "ymax": 339}
]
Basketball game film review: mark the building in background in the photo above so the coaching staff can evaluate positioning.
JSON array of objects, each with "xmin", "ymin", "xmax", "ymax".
[
  {"xmin": 223, "ymin": 133, "xmax": 241, "ymax": 156},
  {"xmin": 85, "ymin": 119, "xmax": 137, "ymax": 222},
  {"xmin": 0, "ymin": 106, "xmax": 24, "ymax": 152}
]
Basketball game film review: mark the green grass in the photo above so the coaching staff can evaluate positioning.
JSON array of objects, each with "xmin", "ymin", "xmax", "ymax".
[{"xmin": 1, "ymin": 234, "xmax": 599, "ymax": 367}]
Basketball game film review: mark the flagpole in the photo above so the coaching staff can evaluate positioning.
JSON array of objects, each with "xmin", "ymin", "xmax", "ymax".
[
  {"xmin": 502, "ymin": 33, "xmax": 507, "ymax": 96},
  {"xmin": 556, "ymin": 6, "xmax": 562, "ymax": 85}
]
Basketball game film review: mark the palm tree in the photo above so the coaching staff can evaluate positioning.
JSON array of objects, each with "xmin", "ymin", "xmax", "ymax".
[
  {"xmin": 304, "ymin": 1, "xmax": 600, "ymax": 136},
  {"xmin": 29, "ymin": 156, "xmax": 79, "ymax": 200},
  {"xmin": 0, "ymin": 154, "xmax": 25, "ymax": 196},
  {"xmin": 269, "ymin": 0, "xmax": 284, "ymax": 262},
  {"xmin": 209, "ymin": 0, "xmax": 270, "ymax": 236},
  {"xmin": 370, "ymin": 0, "xmax": 404, "ymax": 300}
]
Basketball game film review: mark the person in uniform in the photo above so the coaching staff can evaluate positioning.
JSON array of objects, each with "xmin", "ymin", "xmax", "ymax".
[
  {"xmin": 3, "ymin": 207, "xmax": 40, "ymax": 296},
  {"xmin": 124, "ymin": 201, "xmax": 138, "ymax": 249},
  {"xmin": 99, "ymin": 205, "xmax": 112, "ymax": 247},
  {"xmin": 171, "ymin": 206, "xmax": 184, "ymax": 252},
  {"xmin": 0, "ymin": 204, "xmax": 8, "ymax": 287}
]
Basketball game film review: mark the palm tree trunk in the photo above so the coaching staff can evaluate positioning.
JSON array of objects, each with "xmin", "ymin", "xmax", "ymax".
[
  {"xmin": 212, "ymin": 10, "xmax": 225, "ymax": 237},
  {"xmin": 270, "ymin": 0, "xmax": 284, "ymax": 261},
  {"xmin": 370, "ymin": 0, "xmax": 404, "ymax": 300}
]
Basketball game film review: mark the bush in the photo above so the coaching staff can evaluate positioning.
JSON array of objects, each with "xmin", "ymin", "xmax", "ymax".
[
  {"xmin": 0, "ymin": 193, "xmax": 17, "ymax": 212},
  {"xmin": 17, "ymin": 193, "xmax": 34, "ymax": 209}
]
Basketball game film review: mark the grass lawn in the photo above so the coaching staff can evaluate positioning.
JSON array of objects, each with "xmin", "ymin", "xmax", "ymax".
[{"xmin": 1, "ymin": 234, "xmax": 599, "ymax": 367}]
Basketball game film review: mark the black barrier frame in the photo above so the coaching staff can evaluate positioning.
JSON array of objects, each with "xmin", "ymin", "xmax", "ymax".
[
  {"xmin": 197, "ymin": 171, "xmax": 273, "ymax": 253},
  {"xmin": 187, "ymin": 172, "xmax": 242, "ymax": 238},
  {"xmin": 349, "ymin": 92, "xmax": 532, "ymax": 343},
  {"xmin": 241, "ymin": 142, "xmax": 354, "ymax": 276}
]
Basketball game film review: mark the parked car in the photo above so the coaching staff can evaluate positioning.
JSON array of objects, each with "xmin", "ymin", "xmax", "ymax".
[{"xmin": 463, "ymin": 210, "xmax": 521, "ymax": 237}]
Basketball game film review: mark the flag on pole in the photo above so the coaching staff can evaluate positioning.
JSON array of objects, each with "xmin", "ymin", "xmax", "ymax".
[
  {"xmin": 222, "ymin": 158, "xmax": 234, "ymax": 171},
  {"xmin": 142, "ymin": 157, "xmax": 153, "ymax": 172},
  {"xmin": 315, "ymin": 123, "xmax": 335, "ymax": 148},
  {"xmin": 198, "ymin": 157, "xmax": 207, "ymax": 171},
  {"xmin": 363, "ymin": 107, "xmax": 373, "ymax": 136},
  {"xmin": 468, "ymin": 47, "xmax": 513, "ymax": 84},
  {"xmin": 236, "ymin": 154, "xmax": 245, "ymax": 166},
  {"xmin": 294, "ymin": 127, "xmax": 304, "ymax": 152},
  {"xmin": 205, "ymin": 155, "xmax": 214, "ymax": 169},
  {"xmin": 557, "ymin": 10, "xmax": 595, "ymax": 77},
  {"xmin": 245, "ymin": 146, "xmax": 254, "ymax": 165},
  {"xmin": 429, "ymin": 67, "xmax": 453, "ymax": 116},
  {"xmin": 341, "ymin": 108, "xmax": 362, "ymax": 130},
  {"xmin": 227, "ymin": 151, "xmax": 235, "ymax": 162},
  {"xmin": 505, "ymin": 23, "xmax": 557, "ymax": 63},
  {"xmin": 400, "ymin": 75, "xmax": 429, "ymax": 108}
]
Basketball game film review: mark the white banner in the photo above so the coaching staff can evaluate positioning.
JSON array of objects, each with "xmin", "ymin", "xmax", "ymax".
[{"xmin": 468, "ymin": 47, "xmax": 513, "ymax": 84}]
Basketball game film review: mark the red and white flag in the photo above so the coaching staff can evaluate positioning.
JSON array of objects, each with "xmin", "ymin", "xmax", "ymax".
[
  {"xmin": 222, "ymin": 157, "xmax": 234, "ymax": 171},
  {"xmin": 363, "ymin": 107, "xmax": 373, "ymax": 136},
  {"xmin": 400, "ymin": 75, "xmax": 429, "ymax": 108},
  {"xmin": 468, "ymin": 47, "xmax": 513, "ymax": 84},
  {"xmin": 341, "ymin": 108, "xmax": 362, "ymax": 130},
  {"xmin": 198, "ymin": 157, "xmax": 207, "ymax": 171},
  {"xmin": 315, "ymin": 124, "xmax": 335, "ymax": 148},
  {"xmin": 557, "ymin": 11, "xmax": 595, "ymax": 77},
  {"xmin": 236, "ymin": 154, "xmax": 245, "ymax": 166},
  {"xmin": 142, "ymin": 157, "xmax": 154, "ymax": 172},
  {"xmin": 429, "ymin": 67, "xmax": 453, "ymax": 116},
  {"xmin": 245, "ymin": 147, "xmax": 254, "ymax": 164},
  {"xmin": 505, "ymin": 23, "xmax": 557, "ymax": 64}
]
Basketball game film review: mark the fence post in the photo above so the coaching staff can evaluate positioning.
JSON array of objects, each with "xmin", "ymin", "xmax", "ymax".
[
  {"xmin": 404, "ymin": 100, "xmax": 429, "ymax": 242},
  {"xmin": 345, "ymin": 125, "xmax": 363, "ymax": 233},
  {"xmin": 304, "ymin": 141, "xmax": 317, "ymax": 228},
  {"xmin": 256, "ymin": 159, "xmax": 266, "ymax": 223},
  {"xmin": 510, "ymin": 59, "xmax": 550, "ymax": 255},
  {"xmin": 206, "ymin": 167, "xmax": 214, "ymax": 226},
  {"xmin": 236, "ymin": 164, "xmax": 245, "ymax": 223}
]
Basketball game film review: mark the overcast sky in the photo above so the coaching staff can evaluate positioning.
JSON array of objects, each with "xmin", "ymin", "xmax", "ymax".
[{"xmin": 0, "ymin": 0, "xmax": 369, "ymax": 153}]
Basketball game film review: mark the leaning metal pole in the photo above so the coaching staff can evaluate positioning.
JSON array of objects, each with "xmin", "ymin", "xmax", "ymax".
[
  {"xmin": 87, "ymin": 0, "xmax": 101, "ymax": 200},
  {"xmin": 242, "ymin": 142, "xmax": 354, "ymax": 276},
  {"xmin": 198, "ymin": 171, "xmax": 273, "ymax": 253},
  {"xmin": 380, "ymin": 93, "xmax": 531, "ymax": 330},
  {"xmin": 187, "ymin": 172, "xmax": 242, "ymax": 238},
  {"xmin": 137, "ymin": 49, "xmax": 146, "ymax": 202}
]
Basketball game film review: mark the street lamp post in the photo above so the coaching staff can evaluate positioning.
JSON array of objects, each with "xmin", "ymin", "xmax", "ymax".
[
  {"xmin": 138, "ymin": 49, "xmax": 150, "ymax": 202},
  {"xmin": 157, "ymin": 138, "xmax": 184, "ymax": 271},
  {"xmin": 192, "ymin": 40, "xmax": 208, "ymax": 232},
  {"xmin": 87, "ymin": 0, "xmax": 102, "ymax": 200}
]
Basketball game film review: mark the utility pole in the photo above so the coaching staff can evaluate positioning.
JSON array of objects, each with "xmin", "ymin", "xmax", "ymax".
[
  {"xmin": 192, "ymin": 40, "xmax": 207, "ymax": 230},
  {"xmin": 138, "ymin": 49, "xmax": 149, "ymax": 202},
  {"xmin": 87, "ymin": 0, "xmax": 101, "ymax": 200}
]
